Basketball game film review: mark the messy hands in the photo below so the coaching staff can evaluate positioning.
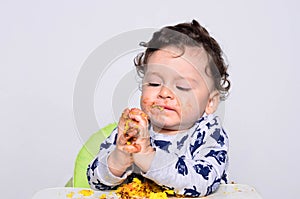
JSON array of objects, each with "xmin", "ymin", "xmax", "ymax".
[
  {"xmin": 108, "ymin": 108, "xmax": 153, "ymax": 176},
  {"xmin": 119, "ymin": 108, "xmax": 155, "ymax": 172},
  {"xmin": 118, "ymin": 108, "xmax": 150, "ymax": 153}
]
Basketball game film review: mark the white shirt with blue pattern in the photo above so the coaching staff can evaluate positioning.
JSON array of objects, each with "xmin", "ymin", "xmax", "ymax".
[{"xmin": 87, "ymin": 113, "xmax": 229, "ymax": 197}]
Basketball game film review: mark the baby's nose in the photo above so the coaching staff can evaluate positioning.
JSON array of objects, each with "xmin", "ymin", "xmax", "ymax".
[{"xmin": 158, "ymin": 85, "xmax": 174, "ymax": 99}]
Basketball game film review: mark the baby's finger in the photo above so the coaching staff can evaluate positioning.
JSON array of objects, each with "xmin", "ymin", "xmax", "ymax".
[
  {"xmin": 128, "ymin": 108, "xmax": 148, "ymax": 120},
  {"xmin": 123, "ymin": 143, "xmax": 141, "ymax": 153},
  {"xmin": 117, "ymin": 133, "xmax": 129, "ymax": 145},
  {"xmin": 121, "ymin": 108, "xmax": 130, "ymax": 119},
  {"xmin": 124, "ymin": 127, "xmax": 139, "ymax": 138},
  {"xmin": 129, "ymin": 115, "xmax": 148, "ymax": 138},
  {"xmin": 118, "ymin": 108, "xmax": 132, "ymax": 137},
  {"xmin": 134, "ymin": 135, "xmax": 149, "ymax": 145},
  {"xmin": 129, "ymin": 112, "xmax": 148, "ymax": 127}
]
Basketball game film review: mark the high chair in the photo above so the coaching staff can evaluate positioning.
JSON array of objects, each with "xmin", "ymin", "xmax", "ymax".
[{"xmin": 65, "ymin": 123, "xmax": 117, "ymax": 188}]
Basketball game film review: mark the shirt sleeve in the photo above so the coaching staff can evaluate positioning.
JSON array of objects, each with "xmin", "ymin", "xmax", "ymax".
[
  {"xmin": 86, "ymin": 128, "xmax": 134, "ymax": 190},
  {"xmin": 142, "ymin": 115, "xmax": 229, "ymax": 197}
]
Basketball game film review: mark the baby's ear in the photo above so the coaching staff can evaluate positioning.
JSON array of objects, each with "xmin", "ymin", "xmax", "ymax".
[{"xmin": 205, "ymin": 90, "xmax": 220, "ymax": 115}]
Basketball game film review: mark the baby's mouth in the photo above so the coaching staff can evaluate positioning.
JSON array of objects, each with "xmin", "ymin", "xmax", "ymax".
[{"xmin": 151, "ymin": 104, "xmax": 164, "ymax": 111}]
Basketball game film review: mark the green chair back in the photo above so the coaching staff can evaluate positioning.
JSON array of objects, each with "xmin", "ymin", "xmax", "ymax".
[{"xmin": 72, "ymin": 123, "xmax": 117, "ymax": 188}]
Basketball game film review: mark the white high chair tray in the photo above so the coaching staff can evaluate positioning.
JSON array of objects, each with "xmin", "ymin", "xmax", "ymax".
[{"xmin": 32, "ymin": 184, "xmax": 262, "ymax": 199}]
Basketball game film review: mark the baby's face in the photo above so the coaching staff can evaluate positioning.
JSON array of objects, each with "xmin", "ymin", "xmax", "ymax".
[{"xmin": 140, "ymin": 46, "xmax": 217, "ymax": 134}]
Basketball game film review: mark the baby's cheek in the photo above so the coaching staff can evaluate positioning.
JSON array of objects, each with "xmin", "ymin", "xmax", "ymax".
[
  {"xmin": 181, "ymin": 101, "xmax": 197, "ymax": 114},
  {"xmin": 141, "ymin": 96, "xmax": 149, "ymax": 104},
  {"xmin": 140, "ymin": 96, "xmax": 152, "ymax": 112},
  {"xmin": 183, "ymin": 102, "xmax": 191, "ymax": 110}
]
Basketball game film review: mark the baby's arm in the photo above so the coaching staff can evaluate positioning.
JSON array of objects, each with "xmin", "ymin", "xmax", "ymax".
[
  {"xmin": 107, "ymin": 109, "xmax": 135, "ymax": 176},
  {"xmin": 142, "ymin": 115, "xmax": 228, "ymax": 197},
  {"xmin": 87, "ymin": 108, "xmax": 153, "ymax": 190},
  {"xmin": 87, "ymin": 128, "xmax": 127, "ymax": 190},
  {"xmin": 87, "ymin": 109, "xmax": 139, "ymax": 190}
]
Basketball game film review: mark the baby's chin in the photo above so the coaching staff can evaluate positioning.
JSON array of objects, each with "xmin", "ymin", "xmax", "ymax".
[
  {"xmin": 153, "ymin": 118, "xmax": 197, "ymax": 131},
  {"xmin": 150, "ymin": 119, "xmax": 184, "ymax": 132}
]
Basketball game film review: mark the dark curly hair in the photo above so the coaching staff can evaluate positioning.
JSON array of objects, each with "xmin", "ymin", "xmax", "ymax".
[{"xmin": 134, "ymin": 19, "xmax": 230, "ymax": 100}]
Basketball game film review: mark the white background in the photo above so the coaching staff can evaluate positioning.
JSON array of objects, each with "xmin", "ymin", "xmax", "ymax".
[{"xmin": 1, "ymin": 0, "xmax": 299, "ymax": 198}]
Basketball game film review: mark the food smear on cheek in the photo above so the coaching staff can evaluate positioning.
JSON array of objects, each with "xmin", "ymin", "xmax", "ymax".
[{"xmin": 141, "ymin": 97, "xmax": 153, "ymax": 112}]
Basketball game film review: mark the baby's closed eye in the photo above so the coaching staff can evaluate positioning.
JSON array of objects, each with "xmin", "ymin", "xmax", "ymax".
[
  {"xmin": 176, "ymin": 81, "xmax": 192, "ymax": 91},
  {"xmin": 148, "ymin": 82, "xmax": 161, "ymax": 87},
  {"xmin": 176, "ymin": 85, "xmax": 191, "ymax": 91}
]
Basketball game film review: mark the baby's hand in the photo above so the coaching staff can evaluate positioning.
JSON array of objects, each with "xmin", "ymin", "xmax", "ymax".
[
  {"xmin": 118, "ymin": 108, "xmax": 149, "ymax": 153},
  {"xmin": 127, "ymin": 109, "xmax": 155, "ymax": 172},
  {"xmin": 116, "ymin": 108, "xmax": 155, "ymax": 173},
  {"xmin": 127, "ymin": 108, "xmax": 151, "ymax": 153},
  {"xmin": 108, "ymin": 108, "xmax": 141, "ymax": 176}
]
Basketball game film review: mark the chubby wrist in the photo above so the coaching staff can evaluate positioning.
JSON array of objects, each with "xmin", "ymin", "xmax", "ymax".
[
  {"xmin": 132, "ymin": 148, "xmax": 156, "ymax": 172},
  {"xmin": 140, "ymin": 145, "xmax": 155, "ymax": 154},
  {"xmin": 108, "ymin": 149, "xmax": 133, "ymax": 176}
]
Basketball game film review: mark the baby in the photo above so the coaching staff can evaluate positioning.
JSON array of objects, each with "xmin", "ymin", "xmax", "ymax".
[{"xmin": 87, "ymin": 19, "xmax": 230, "ymax": 197}]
